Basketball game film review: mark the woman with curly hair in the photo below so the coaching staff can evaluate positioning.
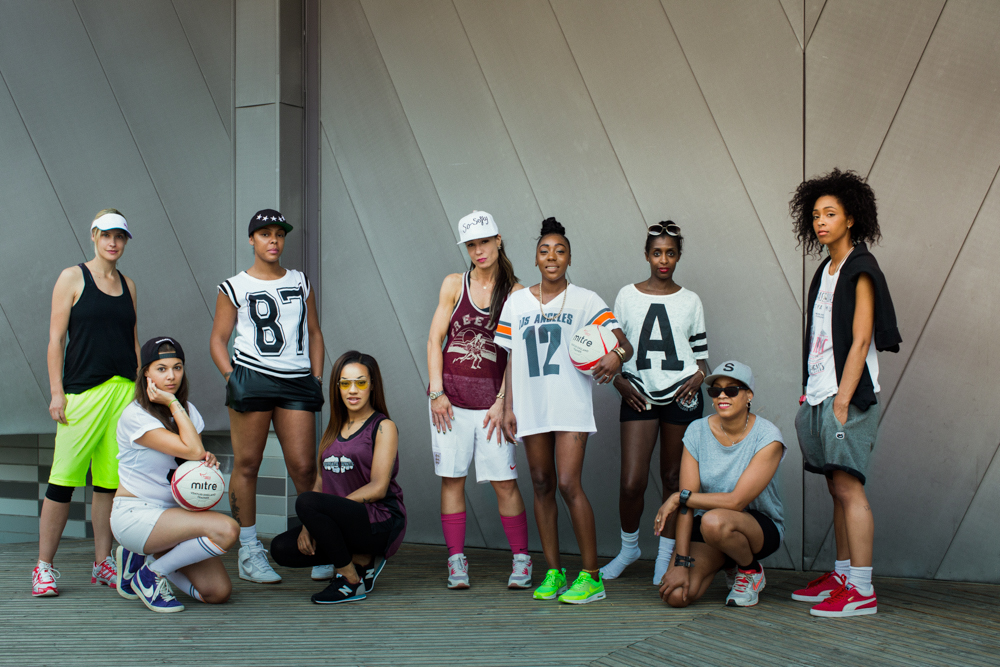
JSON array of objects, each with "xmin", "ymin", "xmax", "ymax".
[{"xmin": 787, "ymin": 169, "xmax": 901, "ymax": 618}]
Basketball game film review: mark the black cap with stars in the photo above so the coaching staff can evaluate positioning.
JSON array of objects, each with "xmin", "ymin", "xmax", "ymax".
[{"xmin": 248, "ymin": 209, "xmax": 293, "ymax": 236}]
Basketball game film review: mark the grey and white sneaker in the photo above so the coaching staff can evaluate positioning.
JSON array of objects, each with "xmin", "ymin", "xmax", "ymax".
[
  {"xmin": 726, "ymin": 568, "xmax": 765, "ymax": 607},
  {"xmin": 724, "ymin": 566, "xmax": 738, "ymax": 590},
  {"xmin": 238, "ymin": 540, "xmax": 282, "ymax": 584},
  {"xmin": 508, "ymin": 554, "xmax": 533, "ymax": 589},
  {"xmin": 447, "ymin": 553, "xmax": 470, "ymax": 589},
  {"xmin": 311, "ymin": 564, "xmax": 334, "ymax": 581}
]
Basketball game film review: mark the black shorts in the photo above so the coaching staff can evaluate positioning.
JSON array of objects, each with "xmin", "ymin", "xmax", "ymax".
[
  {"xmin": 690, "ymin": 508, "xmax": 781, "ymax": 569},
  {"xmin": 619, "ymin": 388, "xmax": 704, "ymax": 425},
  {"xmin": 226, "ymin": 364, "xmax": 324, "ymax": 413}
]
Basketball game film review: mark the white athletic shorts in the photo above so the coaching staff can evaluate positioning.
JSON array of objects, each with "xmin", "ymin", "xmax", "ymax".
[
  {"xmin": 429, "ymin": 402, "xmax": 517, "ymax": 483},
  {"xmin": 111, "ymin": 496, "xmax": 172, "ymax": 554}
]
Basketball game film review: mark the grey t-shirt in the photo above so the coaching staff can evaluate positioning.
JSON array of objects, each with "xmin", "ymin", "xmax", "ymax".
[{"xmin": 683, "ymin": 415, "xmax": 786, "ymax": 540}]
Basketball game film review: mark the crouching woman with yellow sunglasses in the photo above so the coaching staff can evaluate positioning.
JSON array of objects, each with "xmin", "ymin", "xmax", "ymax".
[{"xmin": 270, "ymin": 351, "xmax": 406, "ymax": 604}]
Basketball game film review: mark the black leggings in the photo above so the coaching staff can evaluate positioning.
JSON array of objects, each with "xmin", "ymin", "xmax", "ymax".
[{"xmin": 271, "ymin": 492, "xmax": 389, "ymax": 569}]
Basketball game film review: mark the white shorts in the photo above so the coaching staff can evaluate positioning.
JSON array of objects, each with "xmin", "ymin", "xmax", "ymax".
[
  {"xmin": 110, "ymin": 496, "xmax": 172, "ymax": 554},
  {"xmin": 429, "ymin": 402, "xmax": 517, "ymax": 483}
]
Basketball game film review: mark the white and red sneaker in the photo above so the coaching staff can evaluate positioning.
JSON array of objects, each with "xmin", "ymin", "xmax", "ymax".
[
  {"xmin": 92, "ymin": 556, "xmax": 118, "ymax": 588},
  {"xmin": 809, "ymin": 583, "xmax": 877, "ymax": 617},
  {"xmin": 446, "ymin": 553, "xmax": 470, "ymax": 589},
  {"xmin": 32, "ymin": 562, "xmax": 60, "ymax": 597},
  {"xmin": 508, "ymin": 554, "xmax": 533, "ymax": 589},
  {"xmin": 726, "ymin": 567, "xmax": 765, "ymax": 607},
  {"xmin": 791, "ymin": 571, "xmax": 845, "ymax": 602}
]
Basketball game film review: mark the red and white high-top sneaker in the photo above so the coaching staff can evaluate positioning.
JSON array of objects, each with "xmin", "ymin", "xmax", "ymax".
[
  {"xmin": 791, "ymin": 571, "xmax": 845, "ymax": 602},
  {"xmin": 809, "ymin": 582, "xmax": 877, "ymax": 617},
  {"xmin": 32, "ymin": 562, "xmax": 60, "ymax": 597},
  {"xmin": 92, "ymin": 556, "xmax": 118, "ymax": 588}
]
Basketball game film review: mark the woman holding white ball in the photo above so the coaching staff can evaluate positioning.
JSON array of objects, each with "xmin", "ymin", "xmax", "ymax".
[{"xmin": 110, "ymin": 337, "xmax": 239, "ymax": 613}]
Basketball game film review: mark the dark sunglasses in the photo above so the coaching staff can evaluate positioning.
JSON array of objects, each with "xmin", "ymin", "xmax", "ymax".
[
  {"xmin": 648, "ymin": 221, "xmax": 681, "ymax": 237},
  {"xmin": 707, "ymin": 385, "xmax": 747, "ymax": 398}
]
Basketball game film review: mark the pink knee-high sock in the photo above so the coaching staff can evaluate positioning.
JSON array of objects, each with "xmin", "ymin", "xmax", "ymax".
[
  {"xmin": 441, "ymin": 512, "xmax": 467, "ymax": 556},
  {"xmin": 501, "ymin": 512, "xmax": 529, "ymax": 555}
]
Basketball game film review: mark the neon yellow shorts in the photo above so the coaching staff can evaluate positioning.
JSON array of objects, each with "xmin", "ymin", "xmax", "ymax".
[{"xmin": 49, "ymin": 376, "xmax": 135, "ymax": 488}]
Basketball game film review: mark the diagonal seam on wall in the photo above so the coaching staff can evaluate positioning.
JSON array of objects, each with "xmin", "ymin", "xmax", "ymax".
[
  {"xmin": 775, "ymin": 0, "xmax": 803, "ymax": 50},
  {"xmin": 72, "ymin": 0, "xmax": 213, "ymax": 320},
  {"xmin": 805, "ymin": 0, "xmax": 830, "ymax": 49},
  {"xmin": 169, "ymin": 0, "xmax": 230, "ymax": 140},
  {"xmin": 658, "ymin": 1, "xmax": 801, "ymax": 314},
  {"xmin": 0, "ymin": 301, "xmax": 49, "ymax": 406}
]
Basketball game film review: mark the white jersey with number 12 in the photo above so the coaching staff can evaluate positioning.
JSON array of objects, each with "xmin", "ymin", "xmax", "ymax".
[{"xmin": 495, "ymin": 284, "xmax": 620, "ymax": 438}]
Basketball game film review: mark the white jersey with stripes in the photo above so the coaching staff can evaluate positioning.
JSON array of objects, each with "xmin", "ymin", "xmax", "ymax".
[
  {"xmin": 219, "ymin": 269, "xmax": 312, "ymax": 378},
  {"xmin": 614, "ymin": 284, "xmax": 708, "ymax": 405},
  {"xmin": 495, "ymin": 284, "xmax": 620, "ymax": 437}
]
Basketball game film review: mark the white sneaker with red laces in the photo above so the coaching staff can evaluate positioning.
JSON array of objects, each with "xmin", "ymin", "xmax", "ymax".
[
  {"xmin": 32, "ymin": 562, "xmax": 60, "ymax": 597},
  {"xmin": 508, "ymin": 554, "xmax": 533, "ymax": 589},
  {"xmin": 92, "ymin": 556, "xmax": 118, "ymax": 588},
  {"xmin": 447, "ymin": 553, "xmax": 470, "ymax": 589},
  {"xmin": 809, "ymin": 582, "xmax": 877, "ymax": 617},
  {"xmin": 726, "ymin": 567, "xmax": 766, "ymax": 607}
]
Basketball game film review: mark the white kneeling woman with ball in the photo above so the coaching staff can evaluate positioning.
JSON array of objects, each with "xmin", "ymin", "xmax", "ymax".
[{"xmin": 109, "ymin": 337, "xmax": 239, "ymax": 613}]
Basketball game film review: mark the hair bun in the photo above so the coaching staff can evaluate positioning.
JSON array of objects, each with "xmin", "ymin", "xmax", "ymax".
[{"xmin": 540, "ymin": 216, "xmax": 566, "ymax": 237}]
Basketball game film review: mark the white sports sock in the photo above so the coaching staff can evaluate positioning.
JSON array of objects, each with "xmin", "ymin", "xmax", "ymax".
[
  {"xmin": 149, "ymin": 537, "xmax": 225, "ymax": 577},
  {"xmin": 167, "ymin": 570, "xmax": 205, "ymax": 602},
  {"xmin": 849, "ymin": 565, "xmax": 873, "ymax": 595},
  {"xmin": 239, "ymin": 525, "xmax": 257, "ymax": 546},
  {"xmin": 599, "ymin": 529, "xmax": 641, "ymax": 580},
  {"xmin": 834, "ymin": 559, "xmax": 851, "ymax": 579},
  {"xmin": 653, "ymin": 537, "xmax": 675, "ymax": 585}
]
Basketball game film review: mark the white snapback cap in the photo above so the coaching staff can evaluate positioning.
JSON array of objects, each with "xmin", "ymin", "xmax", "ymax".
[
  {"xmin": 457, "ymin": 210, "xmax": 499, "ymax": 244},
  {"xmin": 91, "ymin": 212, "xmax": 132, "ymax": 239}
]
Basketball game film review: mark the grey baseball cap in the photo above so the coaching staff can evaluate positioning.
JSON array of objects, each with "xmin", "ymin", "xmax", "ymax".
[{"xmin": 703, "ymin": 360, "xmax": 754, "ymax": 392}]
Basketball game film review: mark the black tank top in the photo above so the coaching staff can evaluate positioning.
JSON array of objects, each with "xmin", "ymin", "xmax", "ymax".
[{"xmin": 62, "ymin": 264, "xmax": 137, "ymax": 394}]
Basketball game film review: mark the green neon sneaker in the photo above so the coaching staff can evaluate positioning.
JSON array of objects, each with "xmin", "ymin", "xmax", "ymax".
[
  {"xmin": 533, "ymin": 568, "xmax": 568, "ymax": 600},
  {"xmin": 558, "ymin": 571, "xmax": 606, "ymax": 605}
]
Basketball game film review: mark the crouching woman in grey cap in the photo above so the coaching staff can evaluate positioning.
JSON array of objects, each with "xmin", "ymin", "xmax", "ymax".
[{"xmin": 653, "ymin": 361, "xmax": 785, "ymax": 609}]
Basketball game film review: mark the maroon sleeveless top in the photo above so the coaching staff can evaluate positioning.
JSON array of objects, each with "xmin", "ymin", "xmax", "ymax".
[
  {"xmin": 320, "ymin": 412, "xmax": 406, "ymax": 559},
  {"xmin": 440, "ymin": 273, "xmax": 508, "ymax": 410}
]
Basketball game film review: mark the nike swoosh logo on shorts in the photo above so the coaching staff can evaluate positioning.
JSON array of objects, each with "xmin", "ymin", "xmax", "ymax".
[{"xmin": 509, "ymin": 465, "xmax": 516, "ymax": 470}]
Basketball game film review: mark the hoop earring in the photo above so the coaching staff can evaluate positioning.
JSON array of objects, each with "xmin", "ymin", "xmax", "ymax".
[{"xmin": 498, "ymin": 242, "xmax": 502, "ymax": 249}]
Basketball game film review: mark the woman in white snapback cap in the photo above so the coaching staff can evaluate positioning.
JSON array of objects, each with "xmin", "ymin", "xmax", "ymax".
[
  {"xmin": 426, "ymin": 210, "xmax": 531, "ymax": 590},
  {"xmin": 654, "ymin": 360, "xmax": 786, "ymax": 609},
  {"xmin": 34, "ymin": 208, "xmax": 140, "ymax": 598}
]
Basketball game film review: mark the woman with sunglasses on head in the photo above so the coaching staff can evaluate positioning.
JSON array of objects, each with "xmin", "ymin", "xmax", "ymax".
[
  {"xmin": 495, "ymin": 217, "xmax": 632, "ymax": 605},
  {"xmin": 655, "ymin": 361, "xmax": 785, "ymax": 609},
  {"xmin": 270, "ymin": 351, "xmax": 406, "ymax": 604},
  {"xmin": 600, "ymin": 221, "xmax": 710, "ymax": 586},
  {"xmin": 789, "ymin": 169, "xmax": 899, "ymax": 618},
  {"xmin": 426, "ymin": 211, "xmax": 530, "ymax": 591},
  {"xmin": 34, "ymin": 209, "xmax": 139, "ymax": 598},
  {"xmin": 210, "ymin": 209, "xmax": 325, "ymax": 585},
  {"xmin": 111, "ymin": 337, "xmax": 239, "ymax": 614}
]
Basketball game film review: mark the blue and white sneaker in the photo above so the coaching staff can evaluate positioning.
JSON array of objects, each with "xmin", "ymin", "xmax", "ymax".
[
  {"xmin": 133, "ymin": 565, "xmax": 185, "ymax": 613},
  {"xmin": 115, "ymin": 546, "xmax": 141, "ymax": 600},
  {"xmin": 363, "ymin": 558, "xmax": 386, "ymax": 594},
  {"xmin": 312, "ymin": 574, "xmax": 366, "ymax": 605}
]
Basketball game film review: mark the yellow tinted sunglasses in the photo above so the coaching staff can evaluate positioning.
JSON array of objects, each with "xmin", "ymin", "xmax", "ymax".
[{"xmin": 339, "ymin": 377, "xmax": 369, "ymax": 390}]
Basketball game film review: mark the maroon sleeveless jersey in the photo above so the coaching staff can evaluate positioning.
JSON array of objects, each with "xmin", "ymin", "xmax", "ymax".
[{"xmin": 441, "ymin": 273, "xmax": 508, "ymax": 410}]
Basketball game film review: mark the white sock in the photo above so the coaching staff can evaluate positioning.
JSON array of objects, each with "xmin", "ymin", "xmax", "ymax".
[
  {"xmin": 239, "ymin": 525, "xmax": 257, "ymax": 546},
  {"xmin": 834, "ymin": 559, "xmax": 851, "ymax": 579},
  {"xmin": 849, "ymin": 565, "xmax": 873, "ymax": 595},
  {"xmin": 167, "ymin": 570, "xmax": 205, "ymax": 602},
  {"xmin": 653, "ymin": 537, "xmax": 675, "ymax": 585},
  {"xmin": 599, "ymin": 529, "xmax": 641, "ymax": 580},
  {"xmin": 149, "ymin": 537, "xmax": 226, "ymax": 576}
]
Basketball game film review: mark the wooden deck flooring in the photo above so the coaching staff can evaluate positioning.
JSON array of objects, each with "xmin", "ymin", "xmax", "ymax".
[{"xmin": 1, "ymin": 540, "xmax": 997, "ymax": 666}]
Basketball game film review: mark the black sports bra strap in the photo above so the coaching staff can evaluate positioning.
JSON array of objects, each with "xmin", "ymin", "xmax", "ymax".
[
  {"xmin": 78, "ymin": 263, "xmax": 93, "ymax": 286},
  {"xmin": 117, "ymin": 269, "xmax": 131, "ymax": 299}
]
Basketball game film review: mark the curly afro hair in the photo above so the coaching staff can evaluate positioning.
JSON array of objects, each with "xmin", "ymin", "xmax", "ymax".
[{"xmin": 789, "ymin": 168, "xmax": 881, "ymax": 256}]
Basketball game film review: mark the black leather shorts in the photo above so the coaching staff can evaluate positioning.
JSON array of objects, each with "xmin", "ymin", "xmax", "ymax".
[{"xmin": 226, "ymin": 364, "xmax": 324, "ymax": 413}]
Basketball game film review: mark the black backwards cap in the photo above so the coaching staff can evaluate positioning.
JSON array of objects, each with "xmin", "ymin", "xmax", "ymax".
[
  {"xmin": 141, "ymin": 337, "xmax": 186, "ymax": 368},
  {"xmin": 248, "ymin": 209, "xmax": 293, "ymax": 236}
]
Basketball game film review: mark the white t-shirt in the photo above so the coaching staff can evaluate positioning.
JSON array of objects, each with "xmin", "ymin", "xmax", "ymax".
[
  {"xmin": 495, "ymin": 284, "xmax": 621, "ymax": 437},
  {"xmin": 116, "ymin": 400, "xmax": 205, "ymax": 505},
  {"xmin": 614, "ymin": 285, "xmax": 708, "ymax": 405},
  {"xmin": 219, "ymin": 269, "xmax": 312, "ymax": 378},
  {"xmin": 806, "ymin": 265, "xmax": 880, "ymax": 405}
]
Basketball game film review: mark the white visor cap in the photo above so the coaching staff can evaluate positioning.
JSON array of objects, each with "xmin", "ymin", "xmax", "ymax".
[
  {"xmin": 457, "ymin": 210, "xmax": 499, "ymax": 245},
  {"xmin": 91, "ymin": 212, "xmax": 132, "ymax": 239}
]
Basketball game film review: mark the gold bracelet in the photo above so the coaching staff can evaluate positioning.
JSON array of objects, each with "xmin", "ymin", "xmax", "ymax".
[
  {"xmin": 496, "ymin": 390, "xmax": 505, "ymax": 401},
  {"xmin": 613, "ymin": 347, "xmax": 626, "ymax": 361}
]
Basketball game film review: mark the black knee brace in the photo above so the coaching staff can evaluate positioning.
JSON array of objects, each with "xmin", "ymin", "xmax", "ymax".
[
  {"xmin": 92, "ymin": 485, "xmax": 117, "ymax": 494},
  {"xmin": 45, "ymin": 483, "xmax": 75, "ymax": 503}
]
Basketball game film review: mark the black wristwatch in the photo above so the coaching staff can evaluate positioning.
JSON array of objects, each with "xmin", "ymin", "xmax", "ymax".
[
  {"xmin": 679, "ymin": 489, "xmax": 692, "ymax": 515},
  {"xmin": 674, "ymin": 554, "xmax": 695, "ymax": 568}
]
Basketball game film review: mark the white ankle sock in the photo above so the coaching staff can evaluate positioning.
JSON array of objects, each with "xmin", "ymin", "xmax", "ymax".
[
  {"xmin": 599, "ymin": 529, "xmax": 641, "ymax": 580},
  {"xmin": 166, "ymin": 570, "xmax": 204, "ymax": 602},
  {"xmin": 149, "ymin": 537, "xmax": 226, "ymax": 577},
  {"xmin": 834, "ymin": 559, "xmax": 851, "ymax": 578},
  {"xmin": 239, "ymin": 525, "xmax": 257, "ymax": 546},
  {"xmin": 849, "ymin": 565, "xmax": 873, "ymax": 594},
  {"xmin": 653, "ymin": 537, "xmax": 675, "ymax": 585}
]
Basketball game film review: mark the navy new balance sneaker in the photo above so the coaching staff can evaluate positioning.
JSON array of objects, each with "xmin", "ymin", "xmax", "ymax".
[{"xmin": 312, "ymin": 574, "xmax": 366, "ymax": 605}]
